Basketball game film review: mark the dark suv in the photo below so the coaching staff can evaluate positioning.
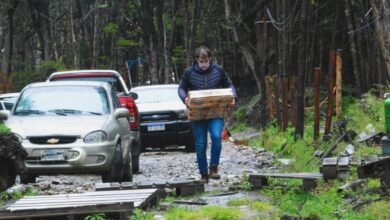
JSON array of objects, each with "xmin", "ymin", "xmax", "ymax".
[
  {"xmin": 130, "ymin": 84, "xmax": 195, "ymax": 152},
  {"xmin": 47, "ymin": 70, "xmax": 141, "ymax": 172}
]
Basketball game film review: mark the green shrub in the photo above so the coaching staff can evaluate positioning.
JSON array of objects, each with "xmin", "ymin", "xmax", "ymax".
[
  {"xmin": 0, "ymin": 124, "xmax": 10, "ymax": 134},
  {"xmin": 164, "ymin": 206, "xmax": 243, "ymax": 220}
]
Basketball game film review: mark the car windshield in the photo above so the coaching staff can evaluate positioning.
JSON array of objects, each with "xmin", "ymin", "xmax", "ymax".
[
  {"xmin": 52, "ymin": 76, "xmax": 124, "ymax": 94},
  {"xmin": 134, "ymin": 87, "xmax": 181, "ymax": 104},
  {"xmin": 14, "ymin": 86, "xmax": 109, "ymax": 116}
]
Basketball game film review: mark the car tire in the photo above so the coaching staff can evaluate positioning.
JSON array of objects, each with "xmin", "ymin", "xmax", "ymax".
[
  {"xmin": 0, "ymin": 159, "xmax": 16, "ymax": 190},
  {"xmin": 185, "ymin": 140, "xmax": 196, "ymax": 152},
  {"xmin": 102, "ymin": 142, "xmax": 123, "ymax": 183},
  {"xmin": 123, "ymin": 151, "xmax": 133, "ymax": 182},
  {"xmin": 20, "ymin": 174, "xmax": 36, "ymax": 184},
  {"xmin": 132, "ymin": 155, "xmax": 139, "ymax": 174}
]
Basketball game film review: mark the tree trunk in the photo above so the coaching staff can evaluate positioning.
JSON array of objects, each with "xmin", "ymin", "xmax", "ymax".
[
  {"xmin": 2, "ymin": 0, "xmax": 18, "ymax": 91},
  {"xmin": 295, "ymin": 0, "xmax": 307, "ymax": 139},
  {"xmin": 370, "ymin": 0, "xmax": 390, "ymax": 81},
  {"xmin": 224, "ymin": 0, "xmax": 262, "ymax": 93},
  {"xmin": 91, "ymin": 0, "xmax": 100, "ymax": 69},
  {"xmin": 344, "ymin": 0, "xmax": 362, "ymax": 97},
  {"xmin": 69, "ymin": 0, "xmax": 80, "ymax": 69}
]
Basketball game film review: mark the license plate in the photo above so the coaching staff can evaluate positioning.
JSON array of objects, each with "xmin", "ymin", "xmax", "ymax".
[
  {"xmin": 147, "ymin": 124, "xmax": 165, "ymax": 131},
  {"xmin": 41, "ymin": 149, "xmax": 65, "ymax": 161}
]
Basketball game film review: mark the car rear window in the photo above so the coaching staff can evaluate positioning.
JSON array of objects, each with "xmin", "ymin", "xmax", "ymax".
[
  {"xmin": 51, "ymin": 76, "xmax": 124, "ymax": 94},
  {"xmin": 134, "ymin": 87, "xmax": 181, "ymax": 104}
]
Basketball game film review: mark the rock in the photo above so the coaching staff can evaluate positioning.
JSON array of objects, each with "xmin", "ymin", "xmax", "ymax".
[{"xmin": 277, "ymin": 158, "xmax": 294, "ymax": 165}]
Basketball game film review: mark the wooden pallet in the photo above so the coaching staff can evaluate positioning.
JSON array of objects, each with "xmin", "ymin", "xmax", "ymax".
[
  {"xmin": 0, "ymin": 188, "xmax": 158, "ymax": 220},
  {"xmin": 249, "ymin": 173, "xmax": 323, "ymax": 191},
  {"xmin": 320, "ymin": 156, "xmax": 350, "ymax": 180},
  {"xmin": 95, "ymin": 179, "xmax": 205, "ymax": 197}
]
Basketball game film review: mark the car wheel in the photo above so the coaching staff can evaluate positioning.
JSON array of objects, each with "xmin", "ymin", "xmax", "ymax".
[
  {"xmin": 132, "ymin": 155, "xmax": 139, "ymax": 174},
  {"xmin": 20, "ymin": 174, "xmax": 36, "ymax": 184},
  {"xmin": 123, "ymin": 151, "xmax": 133, "ymax": 182},
  {"xmin": 185, "ymin": 139, "xmax": 196, "ymax": 152},
  {"xmin": 102, "ymin": 142, "xmax": 123, "ymax": 183},
  {"xmin": 0, "ymin": 159, "xmax": 16, "ymax": 190}
]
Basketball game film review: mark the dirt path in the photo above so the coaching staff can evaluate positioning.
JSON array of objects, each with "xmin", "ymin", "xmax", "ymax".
[{"xmin": 25, "ymin": 133, "xmax": 275, "ymax": 195}]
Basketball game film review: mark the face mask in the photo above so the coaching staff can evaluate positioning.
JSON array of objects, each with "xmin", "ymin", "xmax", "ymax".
[{"xmin": 198, "ymin": 62, "xmax": 210, "ymax": 70}]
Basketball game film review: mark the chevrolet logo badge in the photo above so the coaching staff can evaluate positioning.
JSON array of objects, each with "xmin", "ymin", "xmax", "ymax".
[{"xmin": 47, "ymin": 138, "xmax": 59, "ymax": 144}]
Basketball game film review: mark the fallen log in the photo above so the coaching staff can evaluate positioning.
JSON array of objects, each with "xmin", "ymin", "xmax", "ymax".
[{"xmin": 338, "ymin": 179, "xmax": 366, "ymax": 193}]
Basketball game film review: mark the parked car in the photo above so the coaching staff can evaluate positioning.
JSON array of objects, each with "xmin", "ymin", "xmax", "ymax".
[
  {"xmin": 0, "ymin": 101, "xmax": 13, "ymax": 111},
  {"xmin": 47, "ymin": 70, "xmax": 141, "ymax": 173},
  {"xmin": 1, "ymin": 81, "xmax": 133, "ymax": 183},
  {"xmin": 130, "ymin": 84, "xmax": 195, "ymax": 152},
  {"xmin": 0, "ymin": 92, "xmax": 19, "ymax": 103}
]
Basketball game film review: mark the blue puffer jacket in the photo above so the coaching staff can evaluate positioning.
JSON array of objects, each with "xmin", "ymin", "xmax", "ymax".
[{"xmin": 178, "ymin": 62, "xmax": 237, "ymax": 102}]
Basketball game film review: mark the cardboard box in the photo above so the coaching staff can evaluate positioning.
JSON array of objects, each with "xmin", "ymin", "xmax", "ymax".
[{"xmin": 188, "ymin": 88, "xmax": 234, "ymax": 121}]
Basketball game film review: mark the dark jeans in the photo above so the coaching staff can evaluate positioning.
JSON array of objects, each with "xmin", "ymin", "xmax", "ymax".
[{"xmin": 191, "ymin": 118, "xmax": 224, "ymax": 174}]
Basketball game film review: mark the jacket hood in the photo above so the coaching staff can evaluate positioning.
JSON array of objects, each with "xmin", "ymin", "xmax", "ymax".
[{"xmin": 6, "ymin": 115, "xmax": 109, "ymax": 137}]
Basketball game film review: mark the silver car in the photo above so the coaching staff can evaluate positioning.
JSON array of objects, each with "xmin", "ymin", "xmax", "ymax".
[{"xmin": 0, "ymin": 81, "xmax": 133, "ymax": 183}]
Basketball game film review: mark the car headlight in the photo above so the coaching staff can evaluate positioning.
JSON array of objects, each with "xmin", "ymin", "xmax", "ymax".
[
  {"xmin": 84, "ymin": 131, "xmax": 107, "ymax": 143},
  {"xmin": 13, "ymin": 133, "xmax": 23, "ymax": 143}
]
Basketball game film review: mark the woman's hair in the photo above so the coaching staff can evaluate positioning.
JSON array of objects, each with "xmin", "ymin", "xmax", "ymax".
[{"xmin": 194, "ymin": 46, "xmax": 212, "ymax": 59}]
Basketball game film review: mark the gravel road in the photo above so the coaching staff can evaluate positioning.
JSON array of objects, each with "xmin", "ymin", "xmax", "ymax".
[{"xmin": 19, "ymin": 131, "xmax": 275, "ymax": 195}]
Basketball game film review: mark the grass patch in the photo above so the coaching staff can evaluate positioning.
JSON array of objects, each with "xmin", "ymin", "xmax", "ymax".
[
  {"xmin": 0, "ymin": 124, "xmax": 10, "ymax": 134},
  {"xmin": 263, "ymin": 182, "xmax": 347, "ymax": 219},
  {"xmin": 231, "ymin": 122, "xmax": 248, "ymax": 133},
  {"xmin": 242, "ymin": 92, "xmax": 387, "ymax": 218},
  {"xmin": 227, "ymin": 198, "xmax": 250, "ymax": 206},
  {"xmin": 0, "ymin": 186, "xmax": 35, "ymax": 201},
  {"xmin": 164, "ymin": 206, "xmax": 243, "ymax": 220},
  {"xmin": 129, "ymin": 208, "xmax": 155, "ymax": 220},
  {"xmin": 360, "ymin": 201, "xmax": 390, "ymax": 220}
]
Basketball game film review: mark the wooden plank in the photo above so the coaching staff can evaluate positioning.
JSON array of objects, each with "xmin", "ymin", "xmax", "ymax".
[
  {"xmin": 7, "ymin": 189, "xmax": 157, "ymax": 211},
  {"xmin": 188, "ymin": 88, "xmax": 233, "ymax": 99},
  {"xmin": 0, "ymin": 202, "xmax": 134, "ymax": 220},
  {"xmin": 249, "ymin": 172, "xmax": 322, "ymax": 180},
  {"xmin": 338, "ymin": 156, "xmax": 350, "ymax": 167},
  {"xmin": 356, "ymin": 131, "xmax": 385, "ymax": 143},
  {"xmin": 335, "ymin": 49, "xmax": 343, "ymax": 118},
  {"xmin": 322, "ymin": 157, "xmax": 338, "ymax": 166}
]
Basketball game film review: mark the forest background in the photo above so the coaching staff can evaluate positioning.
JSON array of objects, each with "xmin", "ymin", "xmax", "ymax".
[{"xmin": 0, "ymin": 0, "xmax": 389, "ymax": 136}]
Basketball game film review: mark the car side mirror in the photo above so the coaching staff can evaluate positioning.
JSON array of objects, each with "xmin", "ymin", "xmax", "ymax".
[
  {"xmin": 130, "ymin": 92, "xmax": 138, "ymax": 100},
  {"xmin": 0, "ymin": 110, "xmax": 10, "ymax": 121},
  {"xmin": 114, "ymin": 108, "xmax": 129, "ymax": 119}
]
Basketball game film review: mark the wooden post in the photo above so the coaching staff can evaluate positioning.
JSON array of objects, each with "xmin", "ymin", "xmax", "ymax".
[
  {"xmin": 264, "ymin": 76, "xmax": 275, "ymax": 119},
  {"xmin": 290, "ymin": 78, "xmax": 296, "ymax": 126},
  {"xmin": 335, "ymin": 49, "xmax": 343, "ymax": 118},
  {"xmin": 282, "ymin": 78, "xmax": 289, "ymax": 131},
  {"xmin": 273, "ymin": 75, "xmax": 281, "ymax": 129},
  {"xmin": 314, "ymin": 68, "xmax": 321, "ymax": 140},
  {"xmin": 325, "ymin": 50, "xmax": 336, "ymax": 135}
]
